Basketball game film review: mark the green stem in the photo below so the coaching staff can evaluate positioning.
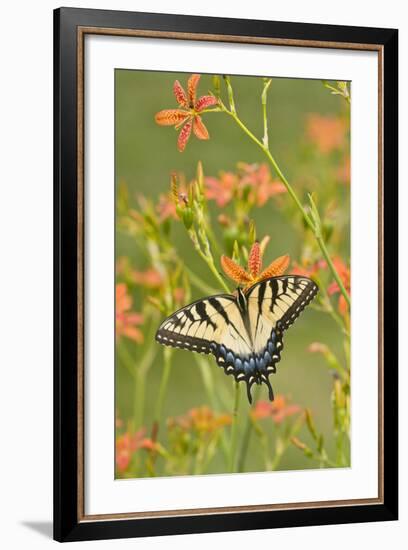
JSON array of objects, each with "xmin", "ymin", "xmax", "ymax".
[
  {"xmin": 251, "ymin": 419, "xmax": 273, "ymax": 470},
  {"xmin": 133, "ymin": 339, "xmax": 157, "ymax": 429},
  {"xmin": 261, "ymin": 78, "xmax": 272, "ymax": 148},
  {"xmin": 116, "ymin": 340, "xmax": 136, "ymax": 380},
  {"xmin": 335, "ymin": 429, "xmax": 348, "ymax": 466},
  {"xmin": 316, "ymin": 452, "xmax": 338, "ymax": 468},
  {"xmin": 228, "ymin": 381, "xmax": 241, "ymax": 472},
  {"xmin": 223, "ymin": 75, "xmax": 236, "ymax": 114},
  {"xmin": 323, "ymin": 81, "xmax": 350, "ymax": 104},
  {"xmin": 237, "ymin": 384, "xmax": 261, "ymax": 472},
  {"xmin": 218, "ymin": 92, "xmax": 350, "ymax": 310},
  {"xmin": 198, "ymin": 107, "xmax": 223, "ymax": 115},
  {"xmin": 317, "ymin": 235, "xmax": 351, "ymax": 308},
  {"xmin": 188, "ymin": 228, "xmax": 230, "ymax": 293},
  {"xmin": 271, "ymin": 448, "xmax": 284, "ymax": 471},
  {"xmin": 134, "ymin": 370, "xmax": 144, "ymax": 431},
  {"xmin": 204, "ymin": 219, "xmax": 222, "ymax": 257},
  {"xmin": 315, "ymin": 274, "xmax": 349, "ymax": 336},
  {"xmin": 206, "ymin": 256, "xmax": 230, "ymax": 294},
  {"xmin": 294, "ymin": 443, "xmax": 337, "ymax": 468},
  {"xmin": 223, "ymin": 107, "xmax": 314, "ymax": 231},
  {"xmin": 154, "ymin": 347, "xmax": 173, "ymax": 424},
  {"xmin": 194, "ymin": 356, "xmax": 230, "ymax": 463},
  {"xmin": 116, "ymin": 339, "xmax": 153, "ymax": 431},
  {"xmin": 185, "ymin": 267, "xmax": 218, "ymax": 295}
]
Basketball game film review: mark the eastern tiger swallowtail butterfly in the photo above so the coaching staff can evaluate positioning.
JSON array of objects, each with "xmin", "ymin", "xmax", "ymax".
[{"xmin": 155, "ymin": 275, "xmax": 318, "ymax": 403}]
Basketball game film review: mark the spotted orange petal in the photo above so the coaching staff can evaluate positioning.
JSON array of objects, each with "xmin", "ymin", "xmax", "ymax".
[
  {"xmin": 188, "ymin": 74, "xmax": 200, "ymax": 106},
  {"xmin": 258, "ymin": 255, "xmax": 290, "ymax": 280},
  {"xmin": 221, "ymin": 255, "xmax": 252, "ymax": 285},
  {"xmin": 155, "ymin": 109, "xmax": 189, "ymax": 126},
  {"xmin": 173, "ymin": 80, "xmax": 188, "ymax": 107},
  {"xmin": 193, "ymin": 116, "xmax": 209, "ymax": 140},
  {"xmin": 177, "ymin": 120, "xmax": 192, "ymax": 152},
  {"xmin": 195, "ymin": 95, "xmax": 218, "ymax": 112},
  {"xmin": 248, "ymin": 241, "xmax": 262, "ymax": 278}
]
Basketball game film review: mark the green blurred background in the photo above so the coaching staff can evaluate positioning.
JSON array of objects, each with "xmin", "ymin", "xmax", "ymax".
[{"xmin": 115, "ymin": 70, "xmax": 350, "ymax": 476}]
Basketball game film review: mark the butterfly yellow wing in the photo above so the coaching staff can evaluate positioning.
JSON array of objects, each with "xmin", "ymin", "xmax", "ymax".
[
  {"xmin": 155, "ymin": 294, "xmax": 251, "ymax": 357},
  {"xmin": 245, "ymin": 275, "xmax": 318, "ymax": 394},
  {"xmin": 155, "ymin": 275, "xmax": 318, "ymax": 403}
]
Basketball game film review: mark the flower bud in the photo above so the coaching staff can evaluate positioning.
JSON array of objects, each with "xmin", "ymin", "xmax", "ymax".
[
  {"xmin": 181, "ymin": 206, "xmax": 194, "ymax": 230},
  {"xmin": 291, "ymin": 436, "xmax": 307, "ymax": 451},
  {"xmin": 322, "ymin": 219, "xmax": 334, "ymax": 242},
  {"xmin": 217, "ymin": 214, "xmax": 231, "ymax": 227},
  {"xmin": 249, "ymin": 219, "xmax": 257, "ymax": 244},
  {"xmin": 212, "ymin": 75, "xmax": 221, "ymax": 97},
  {"xmin": 170, "ymin": 172, "xmax": 179, "ymax": 205}
]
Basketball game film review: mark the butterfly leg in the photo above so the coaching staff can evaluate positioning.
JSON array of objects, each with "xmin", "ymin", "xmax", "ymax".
[
  {"xmin": 264, "ymin": 376, "xmax": 274, "ymax": 402},
  {"xmin": 246, "ymin": 381, "xmax": 253, "ymax": 404}
]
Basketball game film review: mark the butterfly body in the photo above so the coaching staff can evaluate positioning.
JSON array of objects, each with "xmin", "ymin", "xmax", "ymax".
[{"xmin": 156, "ymin": 275, "xmax": 318, "ymax": 403}]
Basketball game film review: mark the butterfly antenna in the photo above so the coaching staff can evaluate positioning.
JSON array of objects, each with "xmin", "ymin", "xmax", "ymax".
[{"xmin": 265, "ymin": 377, "xmax": 275, "ymax": 402}]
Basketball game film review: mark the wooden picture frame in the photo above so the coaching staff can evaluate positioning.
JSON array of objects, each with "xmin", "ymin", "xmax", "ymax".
[{"xmin": 54, "ymin": 7, "xmax": 398, "ymax": 542}]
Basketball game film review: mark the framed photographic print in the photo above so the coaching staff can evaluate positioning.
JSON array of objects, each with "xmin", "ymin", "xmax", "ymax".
[{"xmin": 53, "ymin": 7, "xmax": 398, "ymax": 542}]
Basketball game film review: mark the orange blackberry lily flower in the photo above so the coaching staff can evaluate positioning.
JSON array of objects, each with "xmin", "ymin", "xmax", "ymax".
[
  {"xmin": 251, "ymin": 395, "xmax": 301, "ymax": 424},
  {"xmin": 221, "ymin": 239, "xmax": 290, "ymax": 291},
  {"xmin": 155, "ymin": 74, "xmax": 218, "ymax": 152},
  {"xmin": 115, "ymin": 283, "xmax": 144, "ymax": 343}
]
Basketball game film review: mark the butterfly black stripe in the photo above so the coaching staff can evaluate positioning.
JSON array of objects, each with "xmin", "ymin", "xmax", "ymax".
[
  {"xmin": 208, "ymin": 296, "xmax": 250, "ymax": 344},
  {"xmin": 184, "ymin": 309, "xmax": 196, "ymax": 324},
  {"xmin": 208, "ymin": 297, "xmax": 231, "ymax": 324},
  {"xmin": 195, "ymin": 301, "xmax": 217, "ymax": 330},
  {"xmin": 269, "ymin": 278, "xmax": 279, "ymax": 313}
]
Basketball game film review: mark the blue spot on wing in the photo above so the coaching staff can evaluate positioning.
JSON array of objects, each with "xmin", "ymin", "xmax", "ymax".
[
  {"xmin": 226, "ymin": 351, "xmax": 235, "ymax": 364},
  {"xmin": 209, "ymin": 327, "xmax": 284, "ymax": 404}
]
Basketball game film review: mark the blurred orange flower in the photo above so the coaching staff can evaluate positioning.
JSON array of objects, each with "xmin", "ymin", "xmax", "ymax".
[
  {"xmin": 251, "ymin": 395, "xmax": 301, "ymax": 424},
  {"xmin": 205, "ymin": 171, "xmax": 237, "ymax": 207},
  {"xmin": 238, "ymin": 163, "xmax": 287, "ymax": 206},
  {"xmin": 291, "ymin": 259, "xmax": 327, "ymax": 278},
  {"xmin": 327, "ymin": 257, "xmax": 350, "ymax": 315},
  {"xmin": 115, "ymin": 410, "xmax": 123, "ymax": 429},
  {"xmin": 292, "ymin": 257, "xmax": 350, "ymax": 315},
  {"xmin": 155, "ymin": 74, "xmax": 218, "ymax": 152},
  {"xmin": 307, "ymin": 342, "xmax": 330, "ymax": 354},
  {"xmin": 337, "ymin": 155, "xmax": 350, "ymax": 184},
  {"xmin": 168, "ymin": 406, "xmax": 232, "ymax": 434},
  {"xmin": 217, "ymin": 213, "xmax": 231, "ymax": 227},
  {"xmin": 156, "ymin": 193, "xmax": 178, "ymax": 221},
  {"xmin": 205, "ymin": 163, "xmax": 286, "ymax": 208},
  {"xmin": 116, "ymin": 283, "xmax": 144, "ymax": 343},
  {"xmin": 306, "ymin": 114, "xmax": 347, "ymax": 154},
  {"xmin": 131, "ymin": 268, "xmax": 164, "ymax": 289},
  {"xmin": 190, "ymin": 406, "xmax": 232, "ymax": 432},
  {"xmin": 173, "ymin": 287, "xmax": 186, "ymax": 304},
  {"xmin": 221, "ymin": 238, "xmax": 290, "ymax": 290},
  {"xmin": 156, "ymin": 175, "xmax": 192, "ymax": 222},
  {"xmin": 116, "ymin": 428, "xmax": 158, "ymax": 473}
]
